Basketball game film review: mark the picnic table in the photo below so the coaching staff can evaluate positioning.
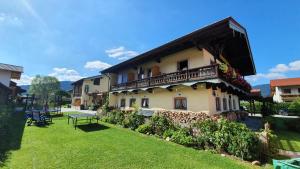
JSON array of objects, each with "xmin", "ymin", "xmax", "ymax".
[{"xmin": 67, "ymin": 113, "xmax": 99, "ymax": 129}]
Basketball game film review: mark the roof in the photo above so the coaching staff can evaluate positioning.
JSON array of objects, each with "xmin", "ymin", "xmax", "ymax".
[
  {"xmin": 0, "ymin": 63, "xmax": 23, "ymax": 80},
  {"xmin": 71, "ymin": 75, "xmax": 103, "ymax": 85},
  {"xmin": 270, "ymin": 77, "xmax": 300, "ymax": 87},
  {"xmin": 102, "ymin": 17, "xmax": 256, "ymax": 76},
  {"xmin": 251, "ymin": 89, "xmax": 261, "ymax": 96},
  {"xmin": 0, "ymin": 63, "xmax": 23, "ymax": 73}
]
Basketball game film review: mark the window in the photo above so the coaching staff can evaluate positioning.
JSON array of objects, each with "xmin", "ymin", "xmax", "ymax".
[
  {"xmin": 233, "ymin": 99, "xmax": 236, "ymax": 110},
  {"xmin": 174, "ymin": 97, "xmax": 187, "ymax": 110},
  {"xmin": 216, "ymin": 97, "xmax": 221, "ymax": 111},
  {"xmin": 283, "ymin": 88, "xmax": 291, "ymax": 94},
  {"xmin": 298, "ymin": 88, "xmax": 300, "ymax": 93},
  {"xmin": 93, "ymin": 78, "xmax": 100, "ymax": 85},
  {"xmin": 177, "ymin": 60, "xmax": 188, "ymax": 71},
  {"xmin": 120, "ymin": 99, "xmax": 126, "ymax": 108},
  {"xmin": 129, "ymin": 98, "xmax": 136, "ymax": 107},
  {"xmin": 228, "ymin": 96, "xmax": 232, "ymax": 111},
  {"xmin": 223, "ymin": 98, "xmax": 227, "ymax": 111},
  {"xmin": 118, "ymin": 73, "xmax": 128, "ymax": 84},
  {"xmin": 141, "ymin": 98, "xmax": 149, "ymax": 108},
  {"xmin": 84, "ymin": 85, "xmax": 89, "ymax": 93}
]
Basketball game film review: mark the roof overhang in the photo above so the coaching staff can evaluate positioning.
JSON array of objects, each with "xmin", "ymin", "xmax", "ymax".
[{"xmin": 102, "ymin": 17, "xmax": 256, "ymax": 76}]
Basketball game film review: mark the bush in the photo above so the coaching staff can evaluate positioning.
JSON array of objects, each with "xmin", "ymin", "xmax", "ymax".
[
  {"xmin": 163, "ymin": 129, "xmax": 175, "ymax": 139},
  {"xmin": 171, "ymin": 128, "xmax": 194, "ymax": 146},
  {"xmin": 103, "ymin": 110, "xmax": 124, "ymax": 125},
  {"xmin": 288, "ymin": 98, "xmax": 300, "ymax": 115},
  {"xmin": 194, "ymin": 119, "xmax": 218, "ymax": 148},
  {"xmin": 194, "ymin": 118, "xmax": 259, "ymax": 160},
  {"xmin": 226, "ymin": 125, "xmax": 259, "ymax": 160},
  {"xmin": 149, "ymin": 115, "xmax": 173, "ymax": 136},
  {"xmin": 127, "ymin": 112, "xmax": 145, "ymax": 130},
  {"xmin": 136, "ymin": 123, "xmax": 152, "ymax": 134}
]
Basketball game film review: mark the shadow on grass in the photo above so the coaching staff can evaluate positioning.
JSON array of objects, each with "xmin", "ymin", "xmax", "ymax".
[
  {"xmin": 77, "ymin": 123, "xmax": 109, "ymax": 132},
  {"xmin": 0, "ymin": 105, "xmax": 26, "ymax": 167}
]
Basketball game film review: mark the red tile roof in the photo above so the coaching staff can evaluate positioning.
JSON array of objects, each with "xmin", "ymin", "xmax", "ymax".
[
  {"xmin": 270, "ymin": 77, "xmax": 300, "ymax": 87},
  {"xmin": 251, "ymin": 89, "xmax": 261, "ymax": 96}
]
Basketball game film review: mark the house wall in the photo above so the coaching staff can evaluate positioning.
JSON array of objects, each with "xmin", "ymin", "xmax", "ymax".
[
  {"xmin": 79, "ymin": 76, "xmax": 110, "ymax": 106},
  {"xmin": 273, "ymin": 85, "xmax": 300, "ymax": 103},
  {"xmin": 115, "ymin": 47, "xmax": 215, "ymax": 82},
  {"xmin": 0, "ymin": 70, "xmax": 12, "ymax": 87},
  {"xmin": 109, "ymin": 84, "xmax": 240, "ymax": 115}
]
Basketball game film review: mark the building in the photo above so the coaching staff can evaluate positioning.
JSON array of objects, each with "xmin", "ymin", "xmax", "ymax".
[
  {"xmin": 71, "ymin": 75, "xmax": 109, "ymax": 108},
  {"xmin": 271, "ymin": 77, "xmax": 300, "ymax": 103},
  {"xmin": 0, "ymin": 63, "xmax": 24, "ymax": 104},
  {"xmin": 102, "ymin": 17, "xmax": 256, "ymax": 115}
]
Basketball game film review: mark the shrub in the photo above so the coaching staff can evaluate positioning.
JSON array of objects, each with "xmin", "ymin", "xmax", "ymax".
[
  {"xmin": 226, "ymin": 125, "xmax": 259, "ymax": 160},
  {"xmin": 149, "ymin": 115, "xmax": 173, "ymax": 136},
  {"xmin": 102, "ymin": 110, "xmax": 124, "ymax": 125},
  {"xmin": 115, "ymin": 111, "xmax": 125, "ymax": 125},
  {"xmin": 288, "ymin": 98, "xmax": 300, "ymax": 115},
  {"xmin": 194, "ymin": 119, "xmax": 217, "ymax": 148},
  {"xmin": 127, "ymin": 112, "xmax": 145, "ymax": 130},
  {"xmin": 194, "ymin": 118, "xmax": 259, "ymax": 160},
  {"xmin": 171, "ymin": 128, "xmax": 194, "ymax": 146},
  {"xmin": 163, "ymin": 129, "xmax": 175, "ymax": 139},
  {"xmin": 136, "ymin": 123, "xmax": 152, "ymax": 134}
]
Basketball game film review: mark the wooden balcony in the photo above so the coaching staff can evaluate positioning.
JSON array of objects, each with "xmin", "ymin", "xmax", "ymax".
[{"xmin": 111, "ymin": 64, "xmax": 219, "ymax": 91}]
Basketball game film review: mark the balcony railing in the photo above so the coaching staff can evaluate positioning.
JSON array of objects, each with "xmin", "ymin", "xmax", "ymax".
[
  {"xmin": 111, "ymin": 64, "xmax": 219, "ymax": 91},
  {"xmin": 281, "ymin": 93, "xmax": 300, "ymax": 97}
]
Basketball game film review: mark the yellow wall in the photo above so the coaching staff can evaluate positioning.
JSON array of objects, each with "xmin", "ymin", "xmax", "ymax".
[
  {"xmin": 115, "ymin": 47, "xmax": 215, "ymax": 81},
  {"xmin": 71, "ymin": 76, "xmax": 110, "ymax": 106},
  {"xmin": 109, "ymin": 84, "xmax": 240, "ymax": 115}
]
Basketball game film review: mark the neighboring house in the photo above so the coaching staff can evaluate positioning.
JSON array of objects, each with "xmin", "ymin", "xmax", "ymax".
[
  {"xmin": 71, "ymin": 75, "xmax": 109, "ymax": 108},
  {"xmin": 271, "ymin": 77, "xmax": 300, "ymax": 103},
  {"xmin": 0, "ymin": 63, "xmax": 24, "ymax": 104},
  {"xmin": 102, "ymin": 17, "xmax": 256, "ymax": 115},
  {"xmin": 251, "ymin": 89, "xmax": 261, "ymax": 97}
]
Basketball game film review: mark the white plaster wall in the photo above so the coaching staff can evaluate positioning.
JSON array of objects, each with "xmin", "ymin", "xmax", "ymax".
[{"xmin": 0, "ymin": 70, "xmax": 12, "ymax": 87}]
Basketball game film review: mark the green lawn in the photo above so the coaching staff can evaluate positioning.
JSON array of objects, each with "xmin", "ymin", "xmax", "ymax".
[
  {"xmin": 0, "ymin": 110, "xmax": 271, "ymax": 169},
  {"xmin": 276, "ymin": 131, "xmax": 300, "ymax": 152}
]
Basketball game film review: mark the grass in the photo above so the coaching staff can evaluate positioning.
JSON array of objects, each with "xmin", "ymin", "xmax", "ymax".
[
  {"xmin": 264, "ymin": 116, "xmax": 300, "ymax": 152},
  {"xmin": 0, "ymin": 109, "xmax": 272, "ymax": 169},
  {"xmin": 276, "ymin": 131, "xmax": 300, "ymax": 152}
]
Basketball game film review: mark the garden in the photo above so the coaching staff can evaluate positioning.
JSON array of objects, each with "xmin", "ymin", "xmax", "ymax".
[{"xmin": 0, "ymin": 104, "xmax": 270, "ymax": 169}]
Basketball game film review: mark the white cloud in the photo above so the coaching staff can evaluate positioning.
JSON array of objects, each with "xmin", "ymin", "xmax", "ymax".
[
  {"xmin": 48, "ymin": 67, "xmax": 83, "ymax": 81},
  {"xmin": 105, "ymin": 46, "xmax": 138, "ymax": 60},
  {"xmin": 0, "ymin": 13, "xmax": 22, "ymax": 26},
  {"xmin": 289, "ymin": 60, "xmax": 300, "ymax": 71},
  {"xmin": 14, "ymin": 74, "xmax": 34, "ymax": 85},
  {"xmin": 246, "ymin": 73, "xmax": 286, "ymax": 83},
  {"xmin": 84, "ymin": 60, "xmax": 111, "ymax": 70},
  {"xmin": 270, "ymin": 60, "xmax": 300, "ymax": 73},
  {"xmin": 246, "ymin": 59, "xmax": 300, "ymax": 83}
]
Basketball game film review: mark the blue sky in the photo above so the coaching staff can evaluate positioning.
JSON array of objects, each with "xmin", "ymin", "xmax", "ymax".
[{"xmin": 0, "ymin": 0, "xmax": 299, "ymax": 85}]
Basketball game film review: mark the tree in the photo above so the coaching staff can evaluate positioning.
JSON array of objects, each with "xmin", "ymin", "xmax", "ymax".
[{"xmin": 29, "ymin": 75, "xmax": 60, "ymax": 105}]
